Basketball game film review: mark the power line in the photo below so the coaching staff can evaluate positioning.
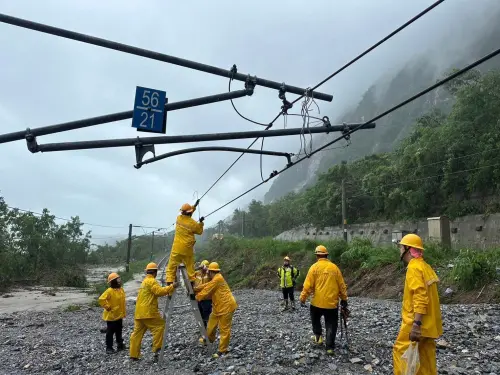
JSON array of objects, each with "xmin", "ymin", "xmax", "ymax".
[
  {"xmin": 288, "ymin": 0, "xmax": 446, "ymax": 107},
  {"xmin": 203, "ymin": 45, "xmax": 500, "ymax": 218},
  {"xmin": 229, "ymin": 76, "xmax": 268, "ymax": 127},
  {"xmin": 6, "ymin": 205, "xmax": 165, "ymax": 230},
  {"xmin": 345, "ymin": 146, "xmax": 500, "ymax": 197},
  {"xmin": 348, "ymin": 162, "xmax": 500, "ymax": 198},
  {"xmin": 197, "ymin": 0, "xmax": 445, "ymax": 201}
]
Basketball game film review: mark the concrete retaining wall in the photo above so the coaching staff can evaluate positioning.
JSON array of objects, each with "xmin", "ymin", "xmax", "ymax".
[{"xmin": 275, "ymin": 213, "xmax": 500, "ymax": 248}]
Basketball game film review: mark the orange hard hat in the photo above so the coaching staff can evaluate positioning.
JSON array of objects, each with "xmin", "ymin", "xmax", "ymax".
[
  {"xmin": 180, "ymin": 203, "xmax": 195, "ymax": 213},
  {"xmin": 145, "ymin": 262, "xmax": 158, "ymax": 271},
  {"xmin": 107, "ymin": 272, "xmax": 120, "ymax": 283}
]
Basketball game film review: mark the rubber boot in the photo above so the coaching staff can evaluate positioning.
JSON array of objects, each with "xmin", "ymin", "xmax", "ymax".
[
  {"xmin": 281, "ymin": 300, "xmax": 289, "ymax": 312},
  {"xmin": 106, "ymin": 348, "xmax": 115, "ymax": 354},
  {"xmin": 291, "ymin": 300, "xmax": 296, "ymax": 310},
  {"xmin": 117, "ymin": 343, "xmax": 126, "ymax": 351}
]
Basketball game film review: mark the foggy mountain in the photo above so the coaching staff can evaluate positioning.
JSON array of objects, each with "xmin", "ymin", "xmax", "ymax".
[{"xmin": 263, "ymin": 3, "xmax": 500, "ymax": 204}]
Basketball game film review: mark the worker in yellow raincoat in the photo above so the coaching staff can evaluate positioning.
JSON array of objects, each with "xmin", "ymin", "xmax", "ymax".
[
  {"xmin": 195, "ymin": 262, "xmax": 237, "ymax": 358},
  {"xmin": 299, "ymin": 245, "xmax": 348, "ymax": 355},
  {"xmin": 195, "ymin": 260, "xmax": 212, "ymax": 336},
  {"xmin": 165, "ymin": 202, "xmax": 204, "ymax": 286},
  {"xmin": 98, "ymin": 272, "xmax": 126, "ymax": 354},
  {"xmin": 393, "ymin": 233, "xmax": 443, "ymax": 375},
  {"xmin": 129, "ymin": 262, "xmax": 178, "ymax": 362}
]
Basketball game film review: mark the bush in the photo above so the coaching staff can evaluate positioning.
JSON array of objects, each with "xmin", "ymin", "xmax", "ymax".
[
  {"xmin": 323, "ymin": 239, "xmax": 349, "ymax": 263},
  {"xmin": 449, "ymin": 249, "xmax": 499, "ymax": 290},
  {"xmin": 423, "ymin": 242, "xmax": 456, "ymax": 266}
]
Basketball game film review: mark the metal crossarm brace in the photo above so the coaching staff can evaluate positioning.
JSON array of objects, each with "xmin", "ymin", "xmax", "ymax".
[
  {"xmin": 30, "ymin": 123, "xmax": 376, "ymax": 153},
  {"xmin": 135, "ymin": 146, "xmax": 293, "ymax": 168},
  {"xmin": 0, "ymin": 13, "xmax": 333, "ymax": 102},
  {"xmin": 0, "ymin": 89, "xmax": 252, "ymax": 145}
]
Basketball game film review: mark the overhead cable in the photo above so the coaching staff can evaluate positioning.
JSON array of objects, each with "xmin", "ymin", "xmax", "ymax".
[
  {"xmin": 197, "ymin": 0, "xmax": 445, "ymax": 201},
  {"xmin": 203, "ymin": 45, "xmax": 500, "ymax": 218}
]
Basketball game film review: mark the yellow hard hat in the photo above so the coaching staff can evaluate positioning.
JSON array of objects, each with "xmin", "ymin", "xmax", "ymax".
[
  {"xmin": 314, "ymin": 245, "xmax": 329, "ymax": 255},
  {"xmin": 399, "ymin": 233, "xmax": 424, "ymax": 250},
  {"xmin": 284, "ymin": 256, "xmax": 290, "ymax": 261},
  {"xmin": 208, "ymin": 262, "xmax": 220, "ymax": 272},
  {"xmin": 201, "ymin": 260, "xmax": 210, "ymax": 266},
  {"xmin": 107, "ymin": 272, "xmax": 120, "ymax": 283},
  {"xmin": 145, "ymin": 262, "xmax": 158, "ymax": 271},
  {"xmin": 180, "ymin": 203, "xmax": 195, "ymax": 213}
]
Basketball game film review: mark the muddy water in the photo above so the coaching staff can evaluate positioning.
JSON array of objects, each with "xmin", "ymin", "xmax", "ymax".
[{"xmin": 0, "ymin": 265, "xmax": 143, "ymax": 315}]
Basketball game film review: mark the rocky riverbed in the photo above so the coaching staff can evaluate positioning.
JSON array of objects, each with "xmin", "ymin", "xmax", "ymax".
[{"xmin": 0, "ymin": 289, "xmax": 499, "ymax": 375}]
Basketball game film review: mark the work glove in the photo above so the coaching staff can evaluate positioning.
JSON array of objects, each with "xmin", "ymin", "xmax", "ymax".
[
  {"xmin": 300, "ymin": 301, "xmax": 307, "ymax": 308},
  {"xmin": 409, "ymin": 324, "xmax": 421, "ymax": 342},
  {"xmin": 172, "ymin": 281, "xmax": 180, "ymax": 289},
  {"xmin": 340, "ymin": 300, "xmax": 348, "ymax": 309},
  {"xmin": 199, "ymin": 216, "xmax": 205, "ymax": 223}
]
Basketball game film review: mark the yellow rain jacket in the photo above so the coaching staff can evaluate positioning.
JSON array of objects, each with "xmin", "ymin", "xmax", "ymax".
[
  {"xmin": 194, "ymin": 270, "xmax": 210, "ymax": 288},
  {"xmin": 277, "ymin": 265, "xmax": 300, "ymax": 288},
  {"xmin": 400, "ymin": 258, "xmax": 443, "ymax": 338},
  {"xmin": 195, "ymin": 273, "xmax": 237, "ymax": 316},
  {"xmin": 300, "ymin": 258, "xmax": 348, "ymax": 309},
  {"xmin": 171, "ymin": 215, "xmax": 204, "ymax": 255},
  {"xmin": 98, "ymin": 287, "xmax": 126, "ymax": 321},
  {"xmin": 134, "ymin": 274, "xmax": 174, "ymax": 320}
]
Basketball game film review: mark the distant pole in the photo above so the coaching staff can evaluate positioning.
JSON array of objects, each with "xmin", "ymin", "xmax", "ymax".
[
  {"xmin": 150, "ymin": 231, "xmax": 155, "ymax": 261},
  {"xmin": 242, "ymin": 211, "xmax": 245, "ymax": 237},
  {"xmin": 126, "ymin": 224, "xmax": 132, "ymax": 272},
  {"xmin": 341, "ymin": 179, "xmax": 348, "ymax": 242}
]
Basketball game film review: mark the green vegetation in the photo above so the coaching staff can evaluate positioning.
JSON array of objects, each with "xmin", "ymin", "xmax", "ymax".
[
  {"xmin": 0, "ymin": 195, "xmax": 168, "ymax": 290},
  {"xmin": 0, "ymin": 197, "xmax": 91, "ymax": 289},
  {"xmin": 88, "ymin": 232, "xmax": 173, "ymax": 265},
  {"xmin": 220, "ymin": 69, "xmax": 500, "ymax": 236},
  {"xmin": 449, "ymin": 249, "xmax": 498, "ymax": 291},
  {"xmin": 198, "ymin": 236, "xmax": 500, "ymax": 300}
]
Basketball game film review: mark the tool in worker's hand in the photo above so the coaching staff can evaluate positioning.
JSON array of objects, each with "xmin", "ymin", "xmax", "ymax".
[{"xmin": 339, "ymin": 305, "xmax": 350, "ymax": 350}]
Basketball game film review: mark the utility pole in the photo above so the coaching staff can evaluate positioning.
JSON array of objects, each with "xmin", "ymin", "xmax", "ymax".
[
  {"xmin": 342, "ymin": 179, "xmax": 348, "ymax": 242},
  {"xmin": 126, "ymin": 223, "xmax": 132, "ymax": 272},
  {"xmin": 150, "ymin": 231, "xmax": 155, "ymax": 261},
  {"xmin": 241, "ymin": 211, "xmax": 245, "ymax": 237}
]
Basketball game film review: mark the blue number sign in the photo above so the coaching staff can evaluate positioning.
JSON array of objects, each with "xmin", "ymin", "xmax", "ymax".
[{"xmin": 132, "ymin": 86, "xmax": 167, "ymax": 134}]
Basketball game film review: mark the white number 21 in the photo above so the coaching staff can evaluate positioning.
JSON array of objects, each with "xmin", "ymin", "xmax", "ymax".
[{"xmin": 140, "ymin": 112, "xmax": 155, "ymax": 128}]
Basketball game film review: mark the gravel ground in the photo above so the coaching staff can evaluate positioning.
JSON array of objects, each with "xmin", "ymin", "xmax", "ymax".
[{"xmin": 1, "ymin": 289, "xmax": 499, "ymax": 375}]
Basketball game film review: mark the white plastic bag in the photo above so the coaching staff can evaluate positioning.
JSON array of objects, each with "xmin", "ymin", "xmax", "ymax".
[{"xmin": 401, "ymin": 342, "xmax": 420, "ymax": 375}]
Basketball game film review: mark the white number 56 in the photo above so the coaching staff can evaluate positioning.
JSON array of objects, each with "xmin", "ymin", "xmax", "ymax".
[{"xmin": 141, "ymin": 90, "xmax": 159, "ymax": 108}]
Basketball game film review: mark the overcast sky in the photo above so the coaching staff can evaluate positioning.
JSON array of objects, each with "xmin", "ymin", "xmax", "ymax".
[{"xmin": 0, "ymin": 0, "xmax": 494, "ymax": 244}]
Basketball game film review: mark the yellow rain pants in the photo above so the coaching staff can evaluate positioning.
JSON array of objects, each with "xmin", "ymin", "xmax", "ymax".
[
  {"xmin": 166, "ymin": 215, "xmax": 203, "ymax": 282},
  {"xmin": 129, "ymin": 318, "xmax": 165, "ymax": 358},
  {"xmin": 166, "ymin": 251, "xmax": 195, "ymax": 283},
  {"xmin": 207, "ymin": 311, "xmax": 234, "ymax": 354},
  {"xmin": 393, "ymin": 329, "xmax": 437, "ymax": 375}
]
